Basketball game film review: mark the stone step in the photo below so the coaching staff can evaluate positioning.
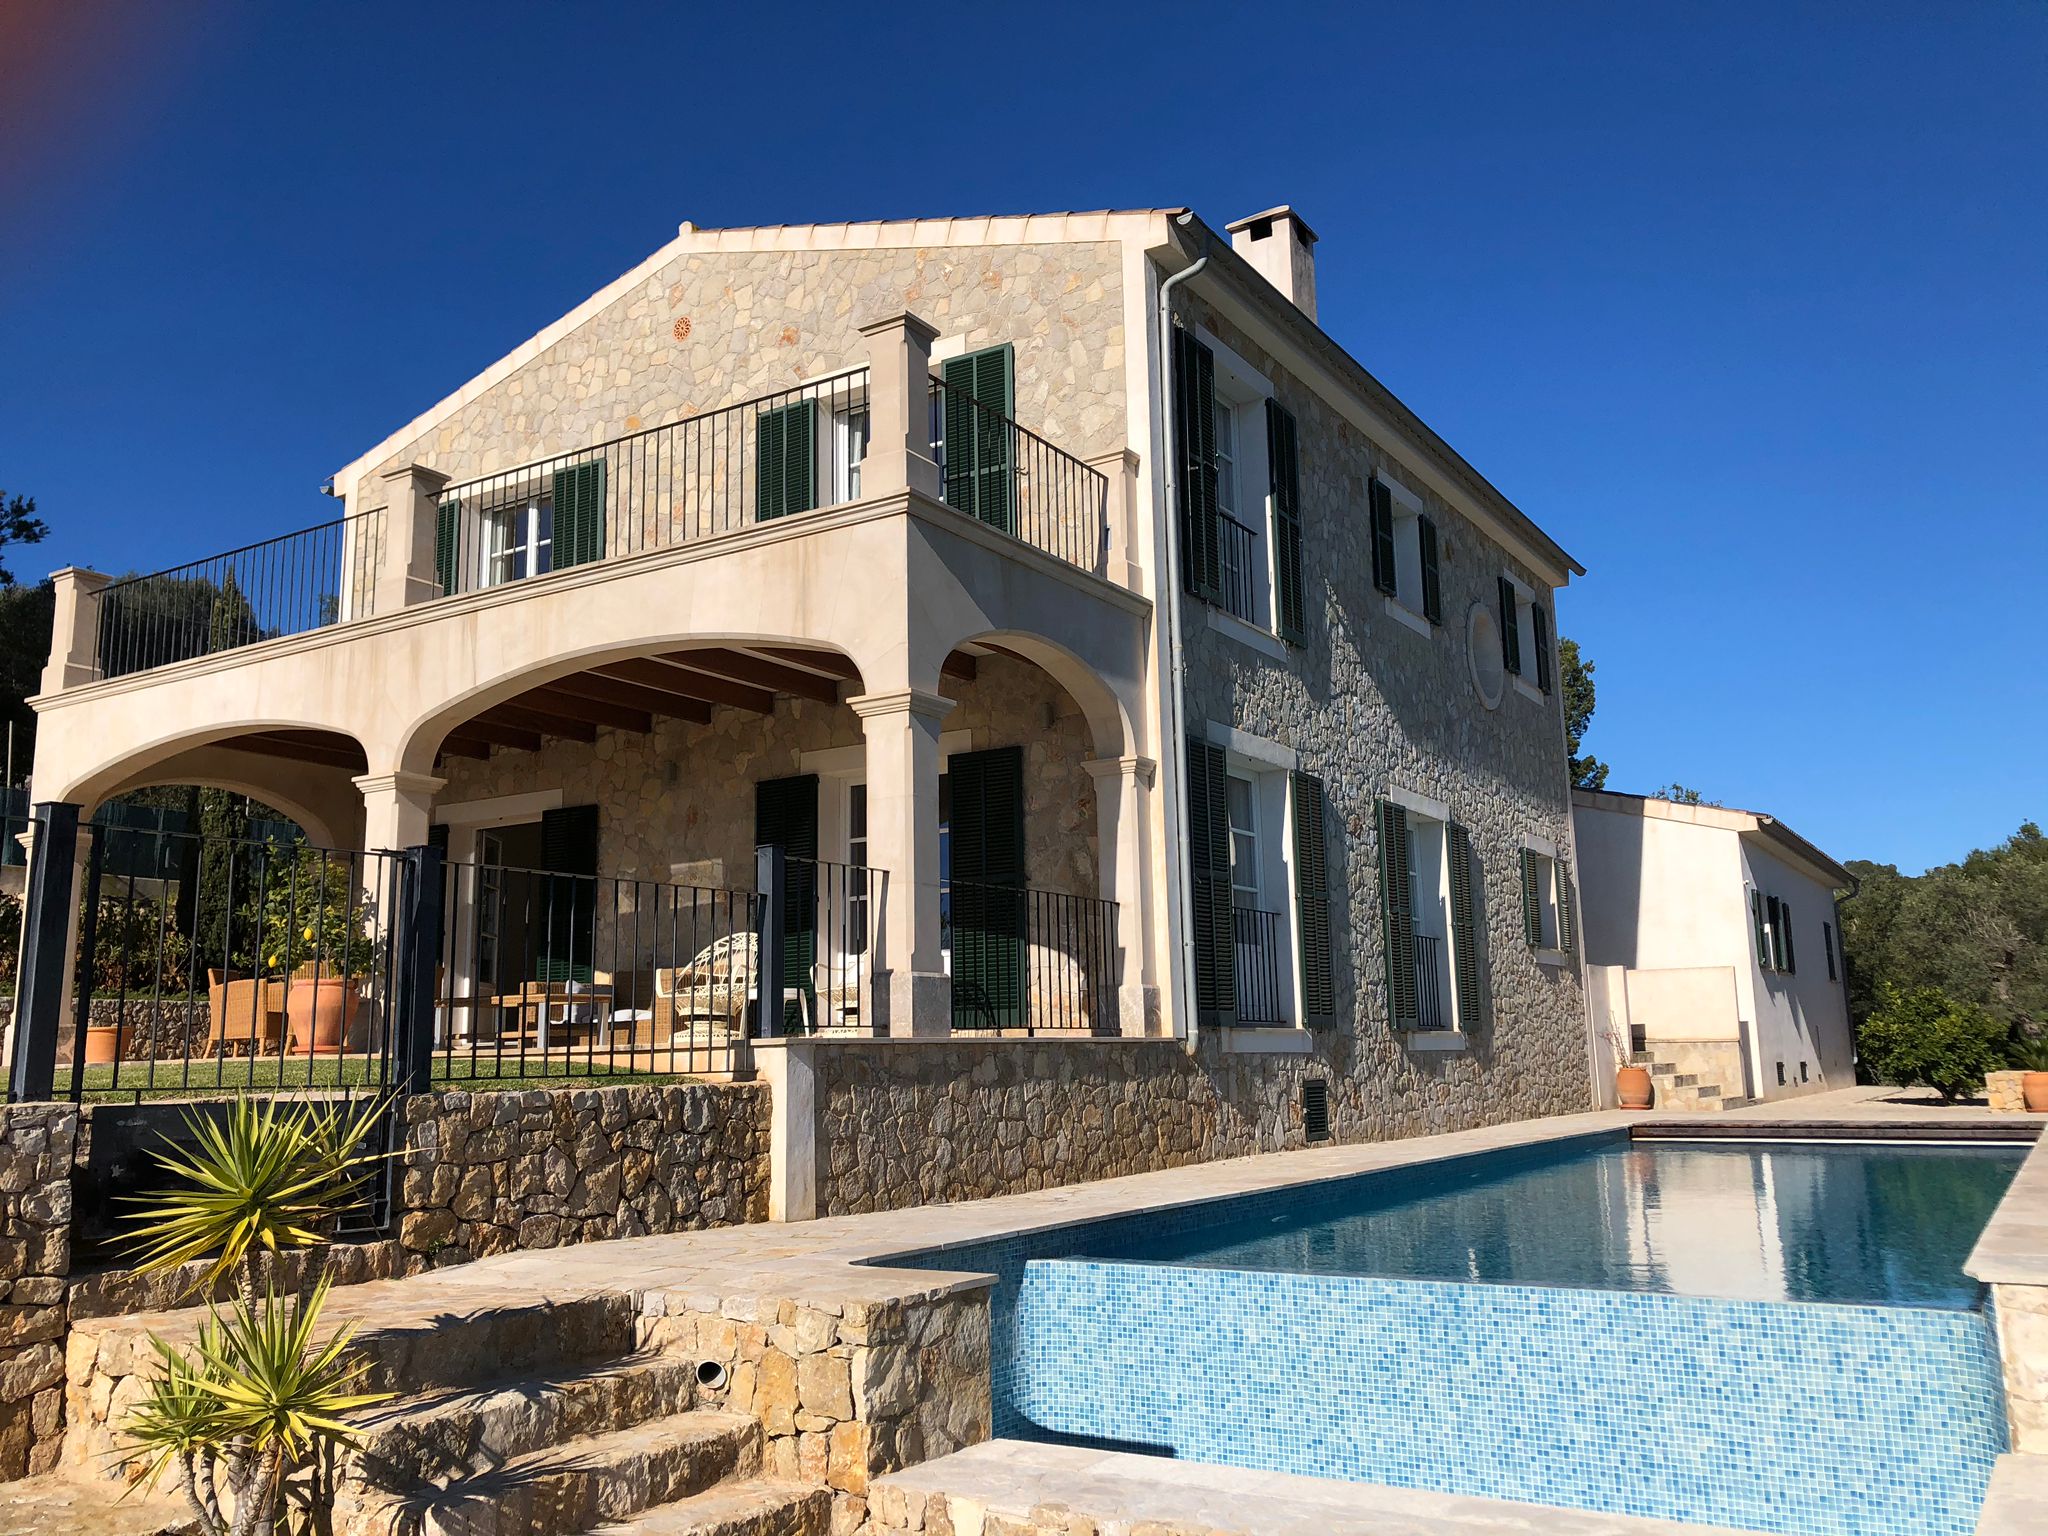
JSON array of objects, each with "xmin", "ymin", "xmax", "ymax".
[
  {"xmin": 346, "ymin": 1352, "xmax": 703, "ymax": 1493},
  {"xmin": 594, "ymin": 1479, "xmax": 832, "ymax": 1536},
  {"xmin": 340, "ymin": 1410, "xmax": 759, "ymax": 1536},
  {"xmin": 1719, "ymin": 1096, "xmax": 1755, "ymax": 1110}
]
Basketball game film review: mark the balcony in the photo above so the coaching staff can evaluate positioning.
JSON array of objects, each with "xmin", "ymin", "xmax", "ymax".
[
  {"xmin": 74, "ymin": 357, "xmax": 1114, "ymax": 685},
  {"xmin": 1233, "ymin": 904, "xmax": 1290, "ymax": 1025}
]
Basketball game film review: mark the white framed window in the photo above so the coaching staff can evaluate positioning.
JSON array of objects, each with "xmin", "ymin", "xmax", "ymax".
[
  {"xmin": 484, "ymin": 497, "xmax": 553, "ymax": 587},
  {"xmin": 1497, "ymin": 572, "xmax": 1555, "ymax": 701},
  {"xmin": 1200, "ymin": 330, "xmax": 1274, "ymax": 631},
  {"xmin": 1402, "ymin": 808, "xmax": 1456, "ymax": 1032},
  {"xmin": 1517, "ymin": 837, "xmax": 1572, "ymax": 961},
  {"xmin": 833, "ymin": 406, "xmax": 870, "ymax": 503}
]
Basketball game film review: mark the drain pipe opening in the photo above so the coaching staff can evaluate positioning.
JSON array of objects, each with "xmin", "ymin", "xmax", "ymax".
[{"xmin": 696, "ymin": 1360, "xmax": 729, "ymax": 1390}]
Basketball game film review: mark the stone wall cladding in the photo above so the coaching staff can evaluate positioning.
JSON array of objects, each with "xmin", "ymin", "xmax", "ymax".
[
  {"xmin": 1172, "ymin": 296, "xmax": 1590, "ymax": 1139},
  {"xmin": 0, "ymin": 1103, "xmax": 76, "ymax": 1481},
  {"xmin": 397, "ymin": 1082, "xmax": 769, "ymax": 1265},
  {"xmin": 436, "ymin": 650, "xmax": 1098, "ymax": 911},
  {"xmin": 354, "ymin": 241, "xmax": 1127, "ymax": 511},
  {"xmin": 641, "ymin": 1283, "xmax": 990, "ymax": 1535}
]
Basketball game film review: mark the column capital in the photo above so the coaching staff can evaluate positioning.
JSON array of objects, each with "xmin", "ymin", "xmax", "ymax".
[
  {"xmin": 352, "ymin": 770, "xmax": 447, "ymax": 800},
  {"xmin": 855, "ymin": 310, "xmax": 941, "ymax": 349},
  {"xmin": 42, "ymin": 568, "xmax": 112, "ymax": 694},
  {"xmin": 378, "ymin": 461, "xmax": 452, "ymax": 493},
  {"xmin": 845, "ymin": 688, "xmax": 957, "ymax": 725},
  {"xmin": 1083, "ymin": 754, "xmax": 1157, "ymax": 788},
  {"xmin": 47, "ymin": 566, "xmax": 112, "ymax": 594}
]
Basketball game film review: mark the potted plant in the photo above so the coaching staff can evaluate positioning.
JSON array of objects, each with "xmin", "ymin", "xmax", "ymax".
[
  {"xmin": 1607, "ymin": 1015, "xmax": 1653, "ymax": 1110},
  {"xmin": 252, "ymin": 848, "xmax": 381, "ymax": 1056},
  {"xmin": 121, "ymin": 1095, "xmax": 392, "ymax": 1533},
  {"xmin": 2011, "ymin": 1035, "xmax": 2048, "ymax": 1113}
]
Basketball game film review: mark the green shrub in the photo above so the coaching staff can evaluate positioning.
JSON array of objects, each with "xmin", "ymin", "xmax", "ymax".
[
  {"xmin": 2009, "ymin": 1032, "xmax": 2048, "ymax": 1073},
  {"xmin": 1857, "ymin": 983, "xmax": 2007, "ymax": 1102}
]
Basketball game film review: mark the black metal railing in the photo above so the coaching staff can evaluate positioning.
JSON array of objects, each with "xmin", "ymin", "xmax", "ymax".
[
  {"xmin": 1415, "ymin": 931, "xmax": 1448, "ymax": 1031},
  {"xmin": 1216, "ymin": 512, "xmax": 1261, "ymax": 624},
  {"xmin": 781, "ymin": 856, "xmax": 886, "ymax": 1035},
  {"xmin": 944, "ymin": 879, "xmax": 1118, "ymax": 1035},
  {"xmin": 434, "ymin": 371, "xmax": 872, "ymax": 599},
  {"xmin": 90, "ymin": 511, "xmax": 382, "ymax": 680},
  {"xmin": 1233, "ymin": 905, "xmax": 1289, "ymax": 1025},
  {"xmin": 930, "ymin": 378, "xmax": 1107, "ymax": 573},
  {"xmin": 51, "ymin": 823, "xmax": 404, "ymax": 1104}
]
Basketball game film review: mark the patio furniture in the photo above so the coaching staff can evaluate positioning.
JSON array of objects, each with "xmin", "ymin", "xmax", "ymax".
[
  {"xmin": 654, "ymin": 932, "xmax": 756, "ymax": 1045},
  {"xmin": 204, "ymin": 969, "xmax": 285, "ymax": 1057}
]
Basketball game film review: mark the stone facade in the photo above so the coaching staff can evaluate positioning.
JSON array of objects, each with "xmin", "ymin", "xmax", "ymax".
[
  {"xmin": 641, "ymin": 1283, "xmax": 990, "ymax": 1534},
  {"xmin": 1171, "ymin": 294, "xmax": 1590, "ymax": 1138},
  {"xmin": 352, "ymin": 240, "xmax": 1128, "ymax": 517},
  {"xmin": 0, "ymin": 1104, "xmax": 76, "ymax": 1481},
  {"xmin": 397, "ymin": 1082, "xmax": 769, "ymax": 1265},
  {"xmin": 1988, "ymin": 1071, "xmax": 2030, "ymax": 1113},
  {"xmin": 1993, "ymin": 1282, "xmax": 2048, "ymax": 1454}
]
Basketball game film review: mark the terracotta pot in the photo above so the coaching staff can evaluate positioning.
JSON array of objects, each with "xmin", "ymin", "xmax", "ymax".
[
  {"xmin": 2025, "ymin": 1072, "xmax": 2048, "ymax": 1113},
  {"xmin": 1616, "ymin": 1064, "xmax": 1654, "ymax": 1110},
  {"xmin": 286, "ymin": 976, "xmax": 359, "ymax": 1056},
  {"xmin": 84, "ymin": 1023, "xmax": 129, "ymax": 1065}
]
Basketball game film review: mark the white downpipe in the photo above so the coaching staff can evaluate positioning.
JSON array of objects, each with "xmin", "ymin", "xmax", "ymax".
[{"xmin": 1156, "ymin": 226, "xmax": 1208, "ymax": 1046}]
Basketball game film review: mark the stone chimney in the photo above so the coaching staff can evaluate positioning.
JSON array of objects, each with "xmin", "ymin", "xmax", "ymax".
[{"xmin": 1225, "ymin": 206, "xmax": 1319, "ymax": 322}]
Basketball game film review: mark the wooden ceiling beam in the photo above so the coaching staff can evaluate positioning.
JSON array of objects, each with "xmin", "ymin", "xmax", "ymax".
[
  {"xmin": 236, "ymin": 734, "xmax": 366, "ymax": 770},
  {"xmin": 941, "ymin": 651, "xmax": 978, "ymax": 681},
  {"xmin": 447, "ymin": 718, "xmax": 545, "ymax": 753},
  {"xmin": 552, "ymin": 671, "xmax": 712, "ymax": 724},
  {"xmin": 435, "ymin": 735, "xmax": 494, "ymax": 761},
  {"xmin": 593, "ymin": 657, "xmax": 767, "ymax": 716},
  {"xmin": 755, "ymin": 646, "xmax": 861, "ymax": 682},
  {"xmin": 476, "ymin": 703, "xmax": 598, "ymax": 743},
  {"xmin": 663, "ymin": 647, "xmax": 840, "ymax": 705},
  {"xmin": 520, "ymin": 685, "xmax": 653, "ymax": 735}
]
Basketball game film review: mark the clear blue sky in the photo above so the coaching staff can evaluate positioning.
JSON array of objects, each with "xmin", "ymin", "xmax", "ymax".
[{"xmin": 2, "ymin": 2, "xmax": 2041, "ymax": 874}]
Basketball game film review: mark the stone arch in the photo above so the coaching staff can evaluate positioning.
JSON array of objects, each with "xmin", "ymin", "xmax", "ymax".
[
  {"xmin": 55, "ymin": 721, "xmax": 369, "ymax": 839},
  {"xmin": 942, "ymin": 629, "xmax": 1130, "ymax": 763}
]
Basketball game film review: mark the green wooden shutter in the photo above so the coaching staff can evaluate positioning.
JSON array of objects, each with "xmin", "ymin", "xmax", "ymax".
[
  {"xmin": 1418, "ymin": 515, "xmax": 1442, "ymax": 625},
  {"xmin": 1376, "ymin": 799, "xmax": 1416, "ymax": 1027},
  {"xmin": 755, "ymin": 774, "xmax": 820, "ymax": 1023},
  {"xmin": 1185, "ymin": 737, "xmax": 1235, "ymax": 1019},
  {"xmin": 1531, "ymin": 600, "xmax": 1553, "ymax": 693},
  {"xmin": 538, "ymin": 804, "xmax": 599, "ymax": 984},
  {"xmin": 1752, "ymin": 890, "xmax": 1771, "ymax": 968},
  {"xmin": 1499, "ymin": 577, "xmax": 1522, "ymax": 675},
  {"xmin": 1519, "ymin": 848, "xmax": 1543, "ymax": 946},
  {"xmin": 756, "ymin": 400, "xmax": 818, "ymax": 522},
  {"xmin": 1171, "ymin": 328, "xmax": 1222, "ymax": 603},
  {"xmin": 551, "ymin": 459, "xmax": 608, "ymax": 569},
  {"xmin": 1780, "ymin": 901, "xmax": 1796, "ymax": 974},
  {"xmin": 948, "ymin": 747, "xmax": 1026, "ymax": 1030},
  {"xmin": 1767, "ymin": 895, "xmax": 1787, "ymax": 973},
  {"xmin": 1369, "ymin": 479, "xmax": 1398, "ymax": 596},
  {"xmin": 1557, "ymin": 858, "xmax": 1576, "ymax": 955},
  {"xmin": 435, "ymin": 498, "xmax": 459, "ymax": 596},
  {"xmin": 1447, "ymin": 823, "xmax": 1483, "ymax": 1029},
  {"xmin": 1824, "ymin": 920, "xmax": 1837, "ymax": 981},
  {"xmin": 942, "ymin": 345, "xmax": 1016, "ymax": 534},
  {"xmin": 1267, "ymin": 399, "xmax": 1306, "ymax": 644},
  {"xmin": 1291, "ymin": 772, "xmax": 1333, "ymax": 1020}
]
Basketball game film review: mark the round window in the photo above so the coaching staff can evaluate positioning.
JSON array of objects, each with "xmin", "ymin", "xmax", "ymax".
[{"xmin": 1468, "ymin": 604, "xmax": 1505, "ymax": 710}]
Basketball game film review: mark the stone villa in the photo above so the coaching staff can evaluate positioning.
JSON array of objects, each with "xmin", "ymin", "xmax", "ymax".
[{"xmin": 24, "ymin": 204, "xmax": 1589, "ymax": 1182}]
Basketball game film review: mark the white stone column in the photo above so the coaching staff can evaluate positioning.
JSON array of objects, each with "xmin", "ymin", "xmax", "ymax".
[
  {"xmin": 754, "ymin": 1036, "xmax": 817, "ymax": 1221},
  {"xmin": 376, "ymin": 463, "xmax": 453, "ymax": 613},
  {"xmin": 1084, "ymin": 755, "xmax": 1159, "ymax": 1035},
  {"xmin": 848, "ymin": 688, "xmax": 954, "ymax": 1037},
  {"xmin": 1086, "ymin": 448, "xmax": 1143, "ymax": 591},
  {"xmin": 855, "ymin": 312, "xmax": 942, "ymax": 500},
  {"xmin": 353, "ymin": 770, "xmax": 445, "ymax": 852},
  {"xmin": 41, "ymin": 568, "xmax": 110, "ymax": 694}
]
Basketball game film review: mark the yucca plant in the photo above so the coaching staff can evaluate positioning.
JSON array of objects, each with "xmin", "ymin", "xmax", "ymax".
[
  {"xmin": 121, "ymin": 1096, "xmax": 394, "ymax": 1535},
  {"xmin": 123, "ymin": 1095, "xmax": 387, "ymax": 1307}
]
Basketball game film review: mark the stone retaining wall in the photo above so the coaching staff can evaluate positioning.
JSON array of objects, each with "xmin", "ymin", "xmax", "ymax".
[
  {"xmin": 0, "ymin": 1103, "xmax": 77, "ymax": 1481},
  {"xmin": 641, "ymin": 1281, "xmax": 990, "ymax": 1535},
  {"xmin": 398, "ymin": 1082, "xmax": 769, "ymax": 1264}
]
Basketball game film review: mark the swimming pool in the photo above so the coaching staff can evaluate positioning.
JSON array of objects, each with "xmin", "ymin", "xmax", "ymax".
[{"xmin": 893, "ymin": 1130, "xmax": 2027, "ymax": 1536}]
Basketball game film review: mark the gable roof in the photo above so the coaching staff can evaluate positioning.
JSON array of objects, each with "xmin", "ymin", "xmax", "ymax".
[{"xmin": 1572, "ymin": 787, "xmax": 1852, "ymax": 889}]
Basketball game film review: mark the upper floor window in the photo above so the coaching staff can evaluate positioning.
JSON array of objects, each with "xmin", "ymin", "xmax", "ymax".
[
  {"xmin": 486, "ymin": 497, "xmax": 553, "ymax": 586},
  {"xmin": 1370, "ymin": 474, "xmax": 1442, "ymax": 631},
  {"xmin": 1752, "ymin": 890, "xmax": 1798, "ymax": 975},
  {"xmin": 1497, "ymin": 574, "xmax": 1555, "ymax": 698},
  {"xmin": 1518, "ymin": 842, "xmax": 1575, "ymax": 958},
  {"xmin": 1171, "ymin": 326, "xmax": 1307, "ymax": 644}
]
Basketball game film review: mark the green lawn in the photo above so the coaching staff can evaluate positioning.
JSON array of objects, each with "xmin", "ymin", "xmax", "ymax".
[{"xmin": 72, "ymin": 1055, "xmax": 703, "ymax": 1103}]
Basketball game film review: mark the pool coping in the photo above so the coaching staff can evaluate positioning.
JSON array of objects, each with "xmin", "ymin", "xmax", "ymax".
[{"xmin": 1967, "ymin": 1129, "xmax": 2048, "ymax": 1286}]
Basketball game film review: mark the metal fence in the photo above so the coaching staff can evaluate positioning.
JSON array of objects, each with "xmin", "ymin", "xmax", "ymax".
[
  {"xmin": 945, "ymin": 879, "xmax": 1119, "ymax": 1035},
  {"xmin": 930, "ymin": 378, "xmax": 1108, "ymax": 573},
  {"xmin": 434, "ymin": 371, "xmax": 873, "ymax": 598},
  {"xmin": 1216, "ymin": 513, "xmax": 1262, "ymax": 624},
  {"xmin": 90, "ymin": 511, "xmax": 382, "ymax": 680},
  {"xmin": 1232, "ymin": 905, "xmax": 1289, "ymax": 1025}
]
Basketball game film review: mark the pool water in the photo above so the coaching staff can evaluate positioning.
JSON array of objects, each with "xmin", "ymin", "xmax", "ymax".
[
  {"xmin": 1084, "ymin": 1137, "xmax": 2026, "ymax": 1309},
  {"xmin": 894, "ymin": 1131, "xmax": 2029, "ymax": 1536}
]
